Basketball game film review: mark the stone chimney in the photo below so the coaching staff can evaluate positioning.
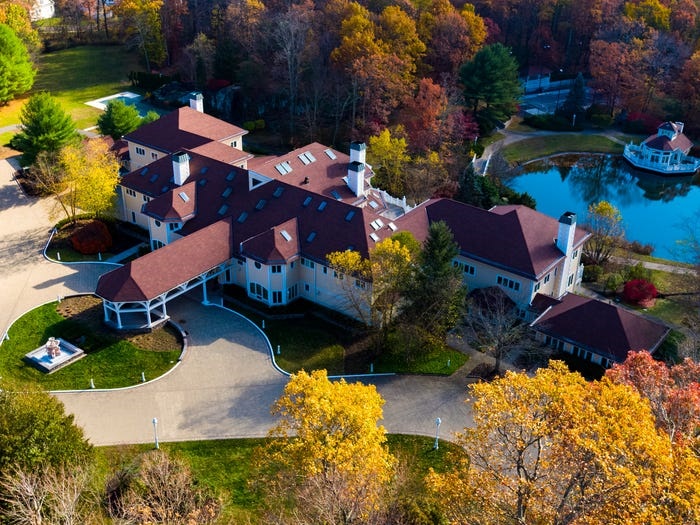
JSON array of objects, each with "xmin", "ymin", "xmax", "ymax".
[
  {"xmin": 172, "ymin": 151, "xmax": 190, "ymax": 186},
  {"xmin": 350, "ymin": 141, "xmax": 366, "ymax": 164},
  {"xmin": 189, "ymin": 93, "xmax": 204, "ymax": 113},
  {"xmin": 347, "ymin": 161, "xmax": 365, "ymax": 197}
]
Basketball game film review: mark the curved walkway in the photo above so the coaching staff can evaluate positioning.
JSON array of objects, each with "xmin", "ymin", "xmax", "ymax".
[{"xmin": 0, "ymin": 157, "xmax": 474, "ymax": 445}]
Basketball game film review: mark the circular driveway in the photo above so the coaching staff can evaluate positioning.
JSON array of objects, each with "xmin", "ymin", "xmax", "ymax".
[{"xmin": 0, "ymin": 157, "xmax": 473, "ymax": 445}]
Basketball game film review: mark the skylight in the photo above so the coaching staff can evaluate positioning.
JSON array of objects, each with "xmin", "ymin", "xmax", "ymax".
[
  {"xmin": 345, "ymin": 210, "xmax": 355, "ymax": 222},
  {"xmin": 255, "ymin": 199, "xmax": 266, "ymax": 210},
  {"xmin": 324, "ymin": 149, "xmax": 337, "ymax": 160},
  {"xmin": 370, "ymin": 233, "xmax": 380, "ymax": 242},
  {"xmin": 237, "ymin": 211, "xmax": 248, "ymax": 223},
  {"xmin": 280, "ymin": 230, "xmax": 292, "ymax": 242},
  {"xmin": 317, "ymin": 201, "xmax": 327, "ymax": 211},
  {"xmin": 226, "ymin": 171, "xmax": 236, "ymax": 181},
  {"xmin": 178, "ymin": 191, "xmax": 190, "ymax": 203},
  {"xmin": 218, "ymin": 204, "xmax": 229, "ymax": 215},
  {"xmin": 200, "ymin": 166, "xmax": 209, "ymax": 174},
  {"xmin": 368, "ymin": 200, "xmax": 379, "ymax": 209},
  {"xmin": 388, "ymin": 222, "xmax": 397, "ymax": 231},
  {"xmin": 302, "ymin": 196, "xmax": 312, "ymax": 207},
  {"xmin": 331, "ymin": 190, "xmax": 342, "ymax": 200},
  {"xmin": 273, "ymin": 186, "xmax": 284, "ymax": 198},
  {"xmin": 221, "ymin": 187, "xmax": 232, "ymax": 198},
  {"xmin": 305, "ymin": 151, "xmax": 316, "ymax": 162},
  {"xmin": 140, "ymin": 167, "xmax": 148, "ymax": 176},
  {"xmin": 274, "ymin": 161, "xmax": 293, "ymax": 175},
  {"xmin": 149, "ymin": 174, "xmax": 158, "ymax": 183},
  {"xmin": 298, "ymin": 153, "xmax": 310, "ymax": 165},
  {"xmin": 198, "ymin": 178, "xmax": 208, "ymax": 186},
  {"xmin": 306, "ymin": 231, "xmax": 317, "ymax": 242}
]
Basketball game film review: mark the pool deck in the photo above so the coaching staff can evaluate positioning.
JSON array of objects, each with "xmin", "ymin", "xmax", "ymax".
[{"xmin": 85, "ymin": 91, "xmax": 141, "ymax": 111}]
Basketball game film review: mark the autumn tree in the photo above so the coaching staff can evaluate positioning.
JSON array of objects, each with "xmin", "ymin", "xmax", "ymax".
[
  {"xmin": 114, "ymin": 0, "xmax": 166, "ymax": 72},
  {"xmin": 368, "ymin": 127, "xmax": 410, "ymax": 196},
  {"xmin": 406, "ymin": 220, "xmax": 465, "ymax": 338},
  {"xmin": 402, "ymin": 78, "xmax": 447, "ymax": 153},
  {"xmin": 106, "ymin": 450, "xmax": 220, "ymax": 524},
  {"xmin": 255, "ymin": 370, "xmax": 396, "ymax": 524},
  {"xmin": 582, "ymin": 200, "xmax": 626, "ymax": 266},
  {"xmin": 97, "ymin": 99, "xmax": 143, "ymax": 140},
  {"xmin": 428, "ymin": 361, "xmax": 700, "ymax": 525},
  {"xmin": 10, "ymin": 92, "xmax": 78, "ymax": 166},
  {"xmin": 56, "ymin": 139, "xmax": 120, "ymax": 222},
  {"xmin": 327, "ymin": 236, "xmax": 414, "ymax": 331},
  {"xmin": 607, "ymin": 351, "xmax": 700, "ymax": 448},
  {"xmin": 0, "ymin": 23, "xmax": 35, "ymax": 105},
  {"xmin": 182, "ymin": 32, "xmax": 215, "ymax": 89},
  {"xmin": 460, "ymin": 43, "xmax": 521, "ymax": 133},
  {"xmin": 0, "ymin": 0, "xmax": 40, "ymax": 54}
]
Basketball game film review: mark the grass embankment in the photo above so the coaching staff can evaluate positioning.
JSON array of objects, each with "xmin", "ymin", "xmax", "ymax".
[
  {"xmin": 501, "ymin": 134, "xmax": 624, "ymax": 164},
  {"xmin": 0, "ymin": 45, "xmax": 141, "ymax": 133},
  {"xmin": 95, "ymin": 434, "xmax": 465, "ymax": 523},
  {"xmin": 0, "ymin": 298, "xmax": 180, "ymax": 390}
]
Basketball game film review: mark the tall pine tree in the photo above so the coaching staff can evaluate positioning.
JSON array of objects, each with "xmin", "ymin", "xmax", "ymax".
[{"xmin": 0, "ymin": 23, "xmax": 35, "ymax": 105}]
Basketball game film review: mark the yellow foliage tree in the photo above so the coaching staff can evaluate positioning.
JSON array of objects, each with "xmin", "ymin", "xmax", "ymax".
[
  {"xmin": 427, "ymin": 361, "xmax": 700, "ymax": 525},
  {"xmin": 57, "ymin": 140, "xmax": 120, "ymax": 222},
  {"xmin": 257, "ymin": 370, "xmax": 396, "ymax": 524},
  {"xmin": 368, "ymin": 127, "xmax": 410, "ymax": 196},
  {"xmin": 327, "ymin": 236, "xmax": 413, "ymax": 328}
]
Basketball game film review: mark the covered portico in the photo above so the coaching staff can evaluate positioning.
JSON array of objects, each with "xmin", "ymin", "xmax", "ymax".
[{"xmin": 96, "ymin": 219, "xmax": 234, "ymax": 331}]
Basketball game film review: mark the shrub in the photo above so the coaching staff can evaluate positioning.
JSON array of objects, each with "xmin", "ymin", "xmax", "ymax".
[
  {"xmin": 583, "ymin": 264, "xmax": 603, "ymax": 283},
  {"xmin": 623, "ymin": 263, "xmax": 653, "ymax": 284},
  {"xmin": 623, "ymin": 278, "xmax": 658, "ymax": 307},
  {"xmin": 627, "ymin": 240, "xmax": 654, "ymax": 256},
  {"xmin": 70, "ymin": 220, "xmax": 113, "ymax": 254}
]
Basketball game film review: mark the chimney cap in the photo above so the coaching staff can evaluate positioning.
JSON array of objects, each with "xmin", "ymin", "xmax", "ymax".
[
  {"xmin": 348, "ymin": 161, "xmax": 365, "ymax": 172},
  {"xmin": 350, "ymin": 142, "xmax": 367, "ymax": 151},
  {"xmin": 559, "ymin": 211, "xmax": 576, "ymax": 225}
]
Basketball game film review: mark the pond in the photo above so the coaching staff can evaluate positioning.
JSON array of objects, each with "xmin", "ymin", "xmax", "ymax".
[{"xmin": 505, "ymin": 154, "xmax": 700, "ymax": 263}]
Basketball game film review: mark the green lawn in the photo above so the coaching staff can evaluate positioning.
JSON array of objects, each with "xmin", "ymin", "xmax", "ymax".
[
  {"xmin": 95, "ymin": 434, "xmax": 465, "ymax": 523},
  {"xmin": 0, "ymin": 45, "xmax": 141, "ymax": 130},
  {"xmin": 0, "ymin": 302, "xmax": 180, "ymax": 390},
  {"xmin": 501, "ymin": 134, "xmax": 624, "ymax": 164}
]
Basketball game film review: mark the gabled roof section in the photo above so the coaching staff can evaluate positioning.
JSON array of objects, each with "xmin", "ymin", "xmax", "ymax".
[
  {"xmin": 190, "ymin": 140, "xmax": 253, "ymax": 165},
  {"xmin": 418, "ymin": 200, "xmax": 589, "ymax": 279},
  {"xmin": 531, "ymin": 293, "xmax": 670, "ymax": 362},
  {"xmin": 96, "ymin": 219, "xmax": 234, "ymax": 302},
  {"xmin": 247, "ymin": 142, "xmax": 372, "ymax": 204},
  {"xmin": 643, "ymin": 133, "xmax": 693, "ymax": 153},
  {"xmin": 124, "ymin": 106, "xmax": 247, "ymax": 153},
  {"xmin": 241, "ymin": 218, "xmax": 301, "ymax": 262},
  {"xmin": 143, "ymin": 181, "xmax": 197, "ymax": 221}
]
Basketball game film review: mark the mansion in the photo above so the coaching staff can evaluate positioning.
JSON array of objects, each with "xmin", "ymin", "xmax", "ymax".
[{"xmin": 96, "ymin": 95, "xmax": 668, "ymax": 368}]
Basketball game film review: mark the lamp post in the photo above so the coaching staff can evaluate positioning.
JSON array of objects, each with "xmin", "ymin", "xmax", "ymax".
[
  {"xmin": 434, "ymin": 417, "xmax": 442, "ymax": 450},
  {"xmin": 152, "ymin": 417, "xmax": 159, "ymax": 450}
]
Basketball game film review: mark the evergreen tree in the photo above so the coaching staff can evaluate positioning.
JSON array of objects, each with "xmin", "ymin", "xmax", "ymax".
[
  {"xmin": 97, "ymin": 99, "xmax": 143, "ymax": 140},
  {"xmin": 407, "ymin": 221, "xmax": 465, "ymax": 336},
  {"xmin": 0, "ymin": 23, "xmax": 35, "ymax": 105},
  {"xmin": 561, "ymin": 72, "xmax": 587, "ymax": 119},
  {"xmin": 10, "ymin": 92, "xmax": 78, "ymax": 166},
  {"xmin": 460, "ymin": 43, "xmax": 521, "ymax": 134}
]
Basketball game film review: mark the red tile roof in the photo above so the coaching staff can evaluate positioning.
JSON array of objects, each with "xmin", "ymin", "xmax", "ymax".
[
  {"xmin": 247, "ymin": 142, "xmax": 371, "ymax": 205},
  {"xmin": 144, "ymin": 181, "xmax": 197, "ymax": 221},
  {"xmin": 643, "ymin": 133, "xmax": 693, "ymax": 153},
  {"xmin": 190, "ymin": 140, "xmax": 253, "ymax": 165},
  {"xmin": 413, "ymin": 200, "xmax": 589, "ymax": 279},
  {"xmin": 124, "ymin": 106, "xmax": 247, "ymax": 153},
  {"xmin": 96, "ymin": 219, "xmax": 234, "ymax": 302},
  {"xmin": 531, "ymin": 293, "xmax": 670, "ymax": 362}
]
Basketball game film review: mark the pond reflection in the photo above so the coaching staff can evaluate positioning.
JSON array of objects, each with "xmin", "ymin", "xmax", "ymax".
[{"xmin": 506, "ymin": 154, "xmax": 700, "ymax": 262}]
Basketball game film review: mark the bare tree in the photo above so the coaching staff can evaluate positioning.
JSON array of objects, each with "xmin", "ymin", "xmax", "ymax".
[{"xmin": 461, "ymin": 287, "xmax": 527, "ymax": 374}]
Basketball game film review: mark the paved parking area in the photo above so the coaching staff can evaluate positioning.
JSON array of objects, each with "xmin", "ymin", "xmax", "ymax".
[{"xmin": 0, "ymin": 156, "xmax": 474, "ymax": 445}]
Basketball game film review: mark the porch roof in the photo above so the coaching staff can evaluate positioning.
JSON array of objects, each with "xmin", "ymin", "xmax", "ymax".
[{"xmin": 96, "ymin": 218, "xmax": 233, "ymax": 302}]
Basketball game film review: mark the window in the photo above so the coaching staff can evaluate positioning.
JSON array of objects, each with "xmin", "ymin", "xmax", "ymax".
[
  {"xmin": 301, "ymin": 258, "xmax": 315, "ymax": 269},
  {"xmin": 143, "ymin": 195, "xmax": 151, "ymax": 202},
  {"xmin": 534, "ymin": 282, "xmax": 541, "ymax": 292},
  {"xmin": 304, "ymin": 283, "xmax": 310, "ymax": 292},
  {"xmin": 334, "ymin": 270, "xmax": 344, "ymax": 280},
  {"xmin": 254, "ymin": 261, "xmax": 262, "ymax": 269},
  {"xmin": 355, "ymin": 279, "xmax": 365, "ymax": 289},
  {"xmin": 151, "ymin": 152, "xmax": 158, "ymax": 160},
  {"xmin": 573, "ymin": 249, "xmax": 578, "ymax": 259},
  {"xmin": 290, "ymin": 261, "xmax": 295, "ymax": 269},
  {"xmin": 497, "ymin": 275, "xmax": 520, "ymax": 291},
  {"xmin": 453, "ymin": 261, "xmax": 476, "ymax": 275},
  {"xmin": 271, "ymin": 265, "xmax": 282, "ymax": 274},
  {"xmin": 125, "ymin": 188, "xmax": 136, "ymax": 197},
  {"xmin": 131, "ymin": 211, "xmax": 136, "ymax": 223},
  {"xmin": 135, "ymin": 147, "xmax": 145, "ymax": 156},
  {"xmin": 154, "ymin": 220, "xmax": 161, "ymax": 227},
  {"xmin": 322, "ymin": 266, "xmax": 328, "ymax": 275},
  {"xmin": 231, "ymin": 141, "xmax": 237, "ymax": 148},
  {"xmin": 272, "ymin": 291, "xmax": 282, "ymax": 304},
  {"xmin": 568, "ymin": 274, "xmax": 574, "ymax": 286},
  {"xmin": 287, "ymin": 283, "xmax": 298, "ymax": 300},
  {"xmin": 249, "ymin": 282, "xmax": 268, "ymax": 300},
  {"xmin": 544, "ymin": 273, "xmax": 551, "ymax": 284}
]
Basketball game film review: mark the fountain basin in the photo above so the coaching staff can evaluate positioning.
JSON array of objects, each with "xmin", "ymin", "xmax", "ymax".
[{"xmin": 24, "ymin": 337, "xmax": 86, "ymax": 374}]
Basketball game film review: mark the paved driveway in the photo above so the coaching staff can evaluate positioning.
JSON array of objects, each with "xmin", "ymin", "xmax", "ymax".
[{"xmin": 0, "ymin": 157, "xmax": 474, "ymax": 445}]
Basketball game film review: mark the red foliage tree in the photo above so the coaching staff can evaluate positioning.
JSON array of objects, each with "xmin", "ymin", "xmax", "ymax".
[
  {"xmin": 70, "ymin": 220, "xmax": 113, "ymax": 255},
  {"xmin": 606, "ymin": 350, "xmax": 700, "ymax": 447},
  {"xmin": 623, "ymin": 278, "xmax": 658, "ymax": 307}
]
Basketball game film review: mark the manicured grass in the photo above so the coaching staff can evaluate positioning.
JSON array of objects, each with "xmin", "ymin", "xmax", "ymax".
[
  {"xmin": 0, "ymin": 45, "xmax": 141, "ymax": 130},
  {"xmin": 375, "ymin": 341, "xmax": 468, "ymax": 375},
  {"xmin": 266, "ymin": 317, "xmax": 348, "ymax": 375},
  {"xmin": 95, "ymin": 434, "xmax": 466, "ymax": 523},
  {"xmin": 0, "ymin": 302, "xmax": 180, "ymax": 390},
  {"xmin": 45, "ymin": 247, "xmax": 118, "ymax": 262},
  {"xmin": 501, "ymin": 134, "xmax": 624, "ymax": 164}
]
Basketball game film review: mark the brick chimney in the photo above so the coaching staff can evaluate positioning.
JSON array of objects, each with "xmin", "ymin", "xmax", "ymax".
[
  {"xmin": 189, "ymin": 93, "xmax": 204, "ymax": 113},
  {"xmin": 172, "ymin": 151, "xmax": 190, "ymax": 186}
]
